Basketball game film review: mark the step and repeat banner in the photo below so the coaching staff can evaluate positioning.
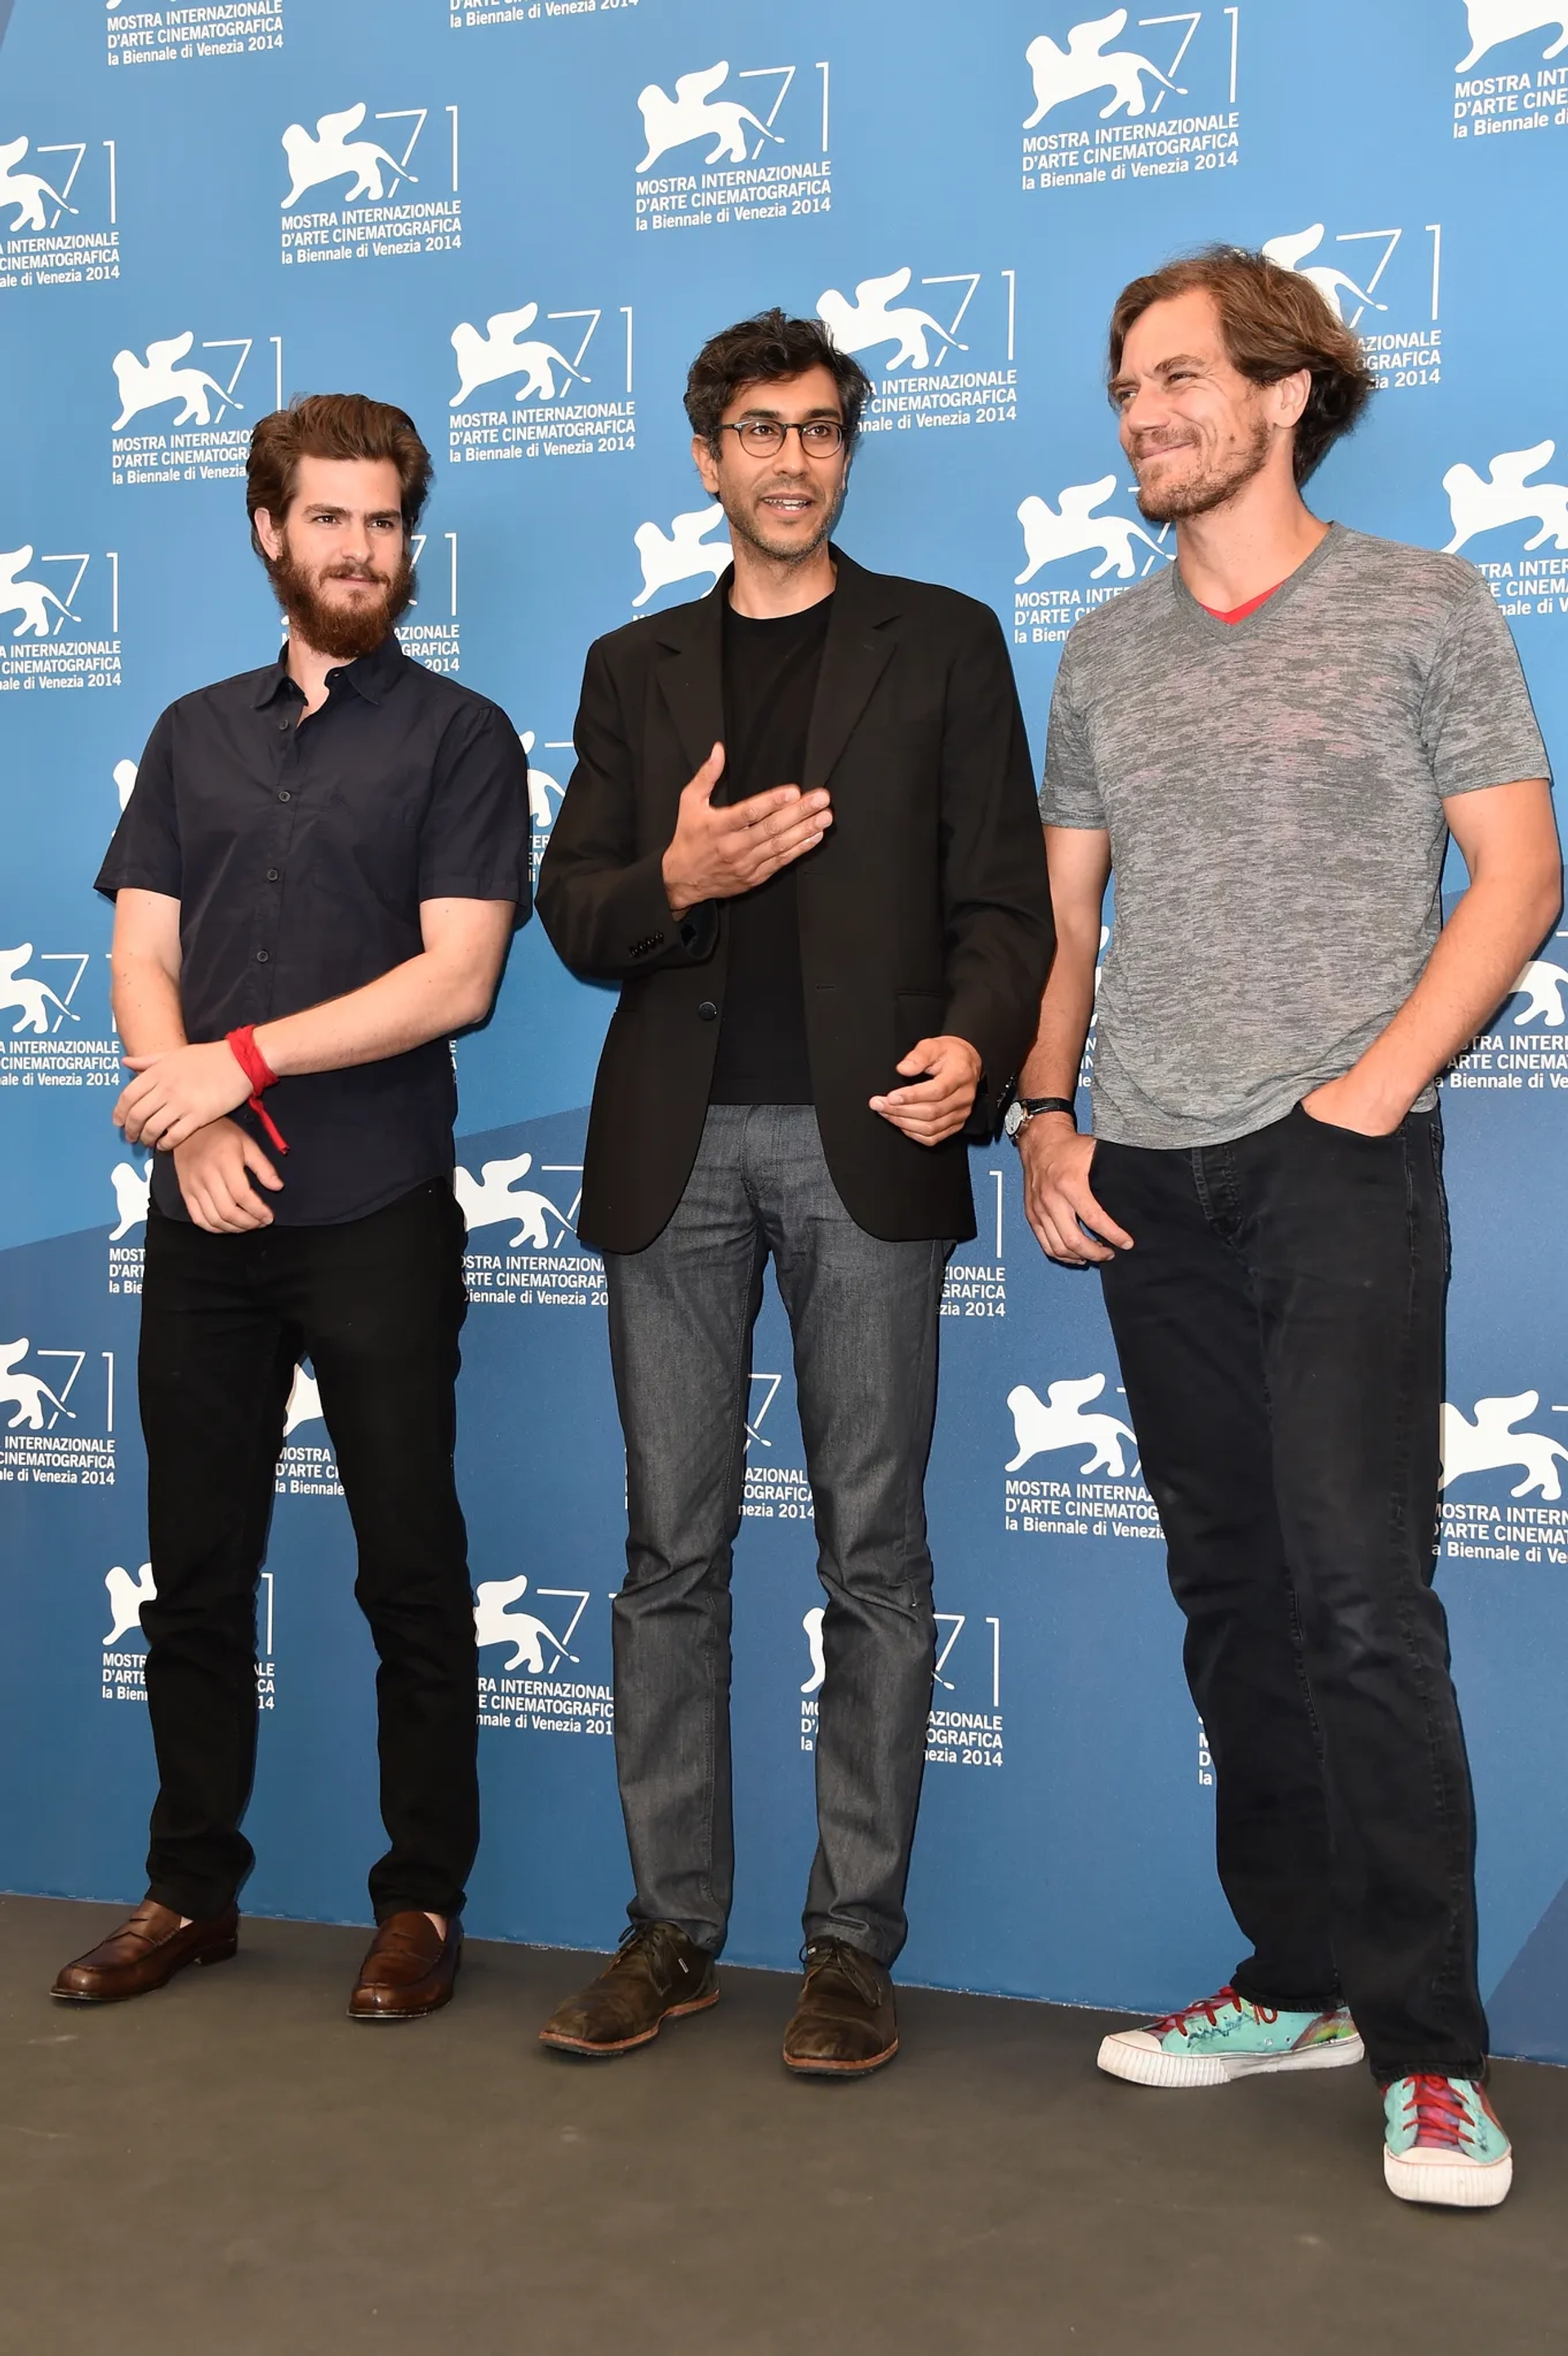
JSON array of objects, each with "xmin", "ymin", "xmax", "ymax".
[{"xmin": 2, "ymin": 0, "xmax": 1567, "ymax": 2056}]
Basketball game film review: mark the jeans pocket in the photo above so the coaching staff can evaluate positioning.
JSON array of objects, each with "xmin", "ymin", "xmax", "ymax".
[{"xmin": 1294, "ymin": 1099, "xmax": 1405, "ymax": 1146}]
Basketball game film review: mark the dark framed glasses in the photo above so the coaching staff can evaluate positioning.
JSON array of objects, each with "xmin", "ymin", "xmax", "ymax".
[{"xmin": 717, "ymin": 418, "xmax": 846, "ymax": 457}]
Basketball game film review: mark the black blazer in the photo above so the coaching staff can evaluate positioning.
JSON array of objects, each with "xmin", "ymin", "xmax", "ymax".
[{"xmin": 537, "ymin": 549, "xmax": 1055, "ymax": 1252}]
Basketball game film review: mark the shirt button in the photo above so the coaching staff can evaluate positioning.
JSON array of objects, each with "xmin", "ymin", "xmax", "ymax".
[
  {"xmin": 256, "ymin": 949, "xmax": 270, "ymax": 963},
  {"xmin": 278, "ymin": 790, "xmax": 292, "ymax": 802},
  {"xmin": 277, "ymin": 719, "xmax": 290, "ymax": 733},
  {"xmin": 697, "ymin": 1000, "xmax": 718, "ymax": 1022},
  {"xmin": 265, "ymin": 868, "xmax": 279, "ymax": 882}
]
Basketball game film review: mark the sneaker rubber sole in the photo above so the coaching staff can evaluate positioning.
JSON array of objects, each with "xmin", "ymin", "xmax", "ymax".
[
  {"xmin": 1383, "ymin": 2145, "xmax": 1513, "ymax": 2208},
  {"xmin": 1098, "ymin": 2027, "xmax": 1365, "ymax": 2088},
  {"xmin": 538, "ymin": 1984, "xmax": 719, "ymax": 2057}
]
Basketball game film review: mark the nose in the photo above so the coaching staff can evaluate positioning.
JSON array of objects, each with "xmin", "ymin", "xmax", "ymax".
[{"xmin": 1119, "ymin": 378, "xmax": 1170, "ymax": 443}]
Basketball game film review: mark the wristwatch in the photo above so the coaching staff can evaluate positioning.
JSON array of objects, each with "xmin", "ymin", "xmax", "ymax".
[{"xmin": 1004, "ymin": 1095, "xmax": 1076, "ymax": 1142}]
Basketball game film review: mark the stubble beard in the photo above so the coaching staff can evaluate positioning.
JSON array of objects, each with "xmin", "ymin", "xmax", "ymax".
[
  {"xmin": 265, "ymin": 534, "xmax": 415, "ymax": 662},
  {"xmin": 1131, "ymin": 412, "xmax": 1272, "ymax": 524},
  {"xmin": 721, "ymin": 477, "xmax": 844, "ymax": 568}
]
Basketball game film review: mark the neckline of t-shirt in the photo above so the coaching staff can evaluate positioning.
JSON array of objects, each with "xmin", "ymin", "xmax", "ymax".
[
  {"xmin": 724, "ymin": 591, "xmax": 836, "ymax": 633},
  {"xmin": 1170, "ymin": 520, "xmax": 1344, "ymax": 639}
]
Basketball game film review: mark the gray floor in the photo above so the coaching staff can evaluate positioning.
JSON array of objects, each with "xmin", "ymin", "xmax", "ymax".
[{"xmin": 2, "ymin": 1895, "xmax": 1565, "ymax": 2355}]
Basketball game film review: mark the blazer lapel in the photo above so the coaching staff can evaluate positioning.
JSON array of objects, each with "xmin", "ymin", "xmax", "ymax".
[
  {"xmin": 802, "ymin": 550, "xmax": 900, "ymax": 791},
  {"xmin": 653, "ymin": 575, "xmax": 727, "ymax": 783}
]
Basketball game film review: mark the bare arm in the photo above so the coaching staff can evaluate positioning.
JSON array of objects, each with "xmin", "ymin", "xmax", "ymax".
[
  {"xmin": 109, "ymin": 888, "xmax": 187, "ymax": 1058},
  {"xmin": 114, "ymin": 897, "xmax": 516, "ymax": 1151},
  {"xmin": 253, "ymin": 897, "xmax": 514, "ymax": 1076},
  {"xmin": 1303, "ymin": 777, "xmax": 1561, "ymax": 1134},
  {"xmin": 1017, "ymin": 827, "xmax": 1134, "ymax": 1264},
  {"xmin": 108, "ymin": 889, "xmax": 285, "ymax": 1232}
]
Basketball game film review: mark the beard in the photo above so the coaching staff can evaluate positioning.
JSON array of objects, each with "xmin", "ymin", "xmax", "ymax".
[
  {"xmin": 721, "ymin": 476, "xmax": 845, "ymax": 566},
  {"xmin": 1131, "ymin": 412, "xmax": 1272, "ymax": 524},
  {"xmin": 265, "ymin": 535, "xmax": 415, "ymax": 661}
]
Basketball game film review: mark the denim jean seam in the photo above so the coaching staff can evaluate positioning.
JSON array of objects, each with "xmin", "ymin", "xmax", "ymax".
[
  {"xmin": 695, "ymin": 1214, "xmax": 764, "ymax": 1931},
  {"xmin": 886, "ymin": 1241, "xmax": 944, "ymax": 1610},
  {"xmin": 1387, "ymin": 1122, "xmax": 1470, "ymax": 2030}
]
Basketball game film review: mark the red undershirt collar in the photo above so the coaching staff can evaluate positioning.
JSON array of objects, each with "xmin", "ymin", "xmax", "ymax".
[{"xmin": 1200, "ymin": 581, "xmax": 1285, "ymax": 625}]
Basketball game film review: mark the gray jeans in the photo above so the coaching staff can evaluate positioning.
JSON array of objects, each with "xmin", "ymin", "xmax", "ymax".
[{"xmin": 604, "ymin": 1104, "xmax": 952, "ymax": 1966}]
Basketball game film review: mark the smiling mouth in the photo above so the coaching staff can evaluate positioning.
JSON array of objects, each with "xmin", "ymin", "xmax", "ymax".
[{"xmin": 757, "ymin": 492, "xmax": 815, "ymax": 517}]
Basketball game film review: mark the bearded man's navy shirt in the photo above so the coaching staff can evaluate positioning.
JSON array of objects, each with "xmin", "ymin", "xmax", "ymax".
[{"xmin": 96, "ymin": 635, "xmax": 532, "ymax": 1226}]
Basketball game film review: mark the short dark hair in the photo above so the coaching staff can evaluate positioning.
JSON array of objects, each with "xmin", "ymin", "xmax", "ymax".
[
  {"xmin": 684, "ymin": 309, "xmax": 872, "ymax": 450},
  {"xmin": 246, "ymin": 392, "xmax": 433, "ymax": 554},
  {"xmin": 1107, "ymin": 247, "xmax": 1376, "ymax": 485}
]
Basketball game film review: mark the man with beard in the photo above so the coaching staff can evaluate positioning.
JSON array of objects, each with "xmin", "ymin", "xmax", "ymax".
[
  {"xmin": 536, "ymin": 310, "xmax": 1052, "ymax": 2073},
  {"xmin": 1017, "ymin": 250, "xmax": 1558, "ymax": 2205},
  {"xmin": 54, "ymin": 395, "xmax": 530, "ymax": 2019}
]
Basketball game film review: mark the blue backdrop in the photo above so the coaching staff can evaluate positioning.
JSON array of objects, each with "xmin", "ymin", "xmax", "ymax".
[{"xmin": 2, "ymin": 0, "xmax": 1566, "ymax": 2060}]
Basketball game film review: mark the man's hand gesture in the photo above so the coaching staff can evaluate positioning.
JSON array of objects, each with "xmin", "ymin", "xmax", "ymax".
[
  {"xmin": 662, "ymin": 743, "xmax": 832, "ymax": 917},
  {"xmin": 871, "ymin": 1036, "xmax": 983, "ymax": 1147}
]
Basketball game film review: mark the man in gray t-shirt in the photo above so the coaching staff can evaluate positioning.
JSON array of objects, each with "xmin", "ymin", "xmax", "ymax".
[
  {"xmin": 1041, "ymin": 523, "xmax": 1548, "ymax": 1147},
  {"xmin": 1014, "ymin": 248, "xmax": 1559, "ymax": 2210}
]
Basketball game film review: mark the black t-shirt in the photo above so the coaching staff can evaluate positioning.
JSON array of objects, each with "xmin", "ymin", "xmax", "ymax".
[{"xmin": 709, "ymin": 595, "xmax": 832, "ymax": 1106}]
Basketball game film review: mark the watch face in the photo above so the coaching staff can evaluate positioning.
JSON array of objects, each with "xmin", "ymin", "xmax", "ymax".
[{"xmin": 1003, "ymin": 1100, "xmax": 1026, "ymax": 1138}]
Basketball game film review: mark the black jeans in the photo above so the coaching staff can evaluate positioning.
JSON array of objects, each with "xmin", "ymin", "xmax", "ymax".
[
  {"xmin": 137, "ymin": 1178, "xmax": 478, "ymax": 1924},
  {"xmin": 1094, "ymin": 1104, "xmax": 1487, "ymax": 2082}
]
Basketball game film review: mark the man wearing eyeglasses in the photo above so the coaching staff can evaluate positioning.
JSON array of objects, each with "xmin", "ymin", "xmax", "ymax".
[{"xmin": 537, "ymin": 309, "xmax": 1053, "ymax": 2075}]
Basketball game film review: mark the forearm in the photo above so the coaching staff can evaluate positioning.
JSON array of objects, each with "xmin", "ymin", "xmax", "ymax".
[
  {"xmin": 1346, "ymin": 866, "xmax": 1562, "ymax": 1125},
  {"xmin": 110, "ymin": 953, "xmax": 186, "ymax": 1059},
  {"xmin": 1017, "ymin": 932, "xmax": 1097, "ymax": 1102},
  {"xmin": 253, "ymin": 951, "xmax": 492, "ymax": 1079}
]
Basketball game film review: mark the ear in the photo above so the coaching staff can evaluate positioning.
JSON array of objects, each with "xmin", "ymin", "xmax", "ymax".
[
  {"xmin": 1271, "ymin": 367, "xmax": 1312, "ymax": 432},
  {"xmin": 692, "ymin": 434, "xmax": 720, "ymax": 497},
  {"xmin": 253, "ymin": 505, "xmax": 285, "ymax": 563}
]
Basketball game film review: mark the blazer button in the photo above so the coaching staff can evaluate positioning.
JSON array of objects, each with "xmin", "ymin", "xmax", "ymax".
[{"xmin": 697, "ymin": 1000, "xmax": 718, "ymax": 1021}]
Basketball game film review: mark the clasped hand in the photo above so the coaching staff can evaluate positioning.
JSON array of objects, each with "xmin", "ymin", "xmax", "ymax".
[
  {"xmin": 662, "ymin": 742, "xmax": 831, "ymax": 915},
  {"xmin": 114, "ymin": 1040, "xmax": 252, "ymax": 1150}
]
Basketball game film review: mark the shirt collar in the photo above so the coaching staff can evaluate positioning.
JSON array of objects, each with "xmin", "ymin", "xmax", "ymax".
[{"xmin": 251, "ymin": 630, "xmax": 409, "ymax": 710}]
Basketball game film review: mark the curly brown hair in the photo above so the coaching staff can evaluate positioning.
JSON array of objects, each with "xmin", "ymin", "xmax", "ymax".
[
  {"xmin": 245, "ymin": 392, "xmax": 433, "ymax": 553},
  {"xmin": 684, "ymin": 308, "xmax": 872, "ymax": 450},
  {"xmin": 1107, "ymin": 247, "xmax": 1376, "ymax": 485}
]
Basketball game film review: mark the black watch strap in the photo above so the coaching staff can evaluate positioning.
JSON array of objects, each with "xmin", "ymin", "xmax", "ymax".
[{"xmin": 1018, "ymin": 1096, "xmax": 1076, "ymax": 1121}]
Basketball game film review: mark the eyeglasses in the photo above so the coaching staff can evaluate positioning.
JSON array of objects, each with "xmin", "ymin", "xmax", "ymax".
[{"xmin": 716, "ymin": 417, "xmax": 846, "ymax": 457}]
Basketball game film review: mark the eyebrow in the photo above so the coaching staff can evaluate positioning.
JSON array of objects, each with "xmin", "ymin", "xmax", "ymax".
[
  {"xmin": 1109, "ymin": 352, "xmax": 1208, "ymax": 399},
  {"xmin": 733, "ymin": 403, "xmax": 844, "ymax": 421},
  {"xmin": 303, "ymin": 504, "xmax": 403, "ymax": 523}
]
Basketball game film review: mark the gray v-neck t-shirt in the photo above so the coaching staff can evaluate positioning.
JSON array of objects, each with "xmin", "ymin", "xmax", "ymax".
[{"xmin": 1039, "ymin": 523, "xmax": 1551, "ymax": 1150}]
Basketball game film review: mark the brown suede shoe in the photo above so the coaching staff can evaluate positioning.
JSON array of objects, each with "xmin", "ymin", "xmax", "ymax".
[
  {"xmin": 782, "ymin": 1939, "xmax": 898, "ymax": 2077},
  {"xmin": 347, "ymin": 1913, "xmax": 462, "ymax": 2021},
  {"xmin": 51, "ymin": 1899, "xmax": 239, "ymax": 2003},
  {"xmin": 539, "ymin": 1922, "xmax": 719, "ymax": 2056}
]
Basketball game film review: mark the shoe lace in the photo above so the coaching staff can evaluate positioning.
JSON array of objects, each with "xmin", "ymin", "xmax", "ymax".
[
  {"xmin": 801, "ymin": 1939, "xmax": 882, "ymax": 2009},
  {"xmin": 1401, "ymin": 2074, "xmax": 1475, "ymax": 2153},
  {"xmin": 612, "ymin": 1922, "xmax": 690, "ymax": 1979},
  {"xmin": 1150, "ymin": 1984, "xmax": 1276, "ymax": 2040}
]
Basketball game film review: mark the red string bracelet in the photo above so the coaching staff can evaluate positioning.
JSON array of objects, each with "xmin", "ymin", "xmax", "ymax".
[{"xmin": 225, "ymin": 1025, "xmax": 289, "ymax": 1156}]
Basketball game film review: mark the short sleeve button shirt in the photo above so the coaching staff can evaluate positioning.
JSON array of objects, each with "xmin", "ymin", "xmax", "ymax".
[{"xmin": 96, "ymin": 634, "xmax": 532, "ymax": 1226}]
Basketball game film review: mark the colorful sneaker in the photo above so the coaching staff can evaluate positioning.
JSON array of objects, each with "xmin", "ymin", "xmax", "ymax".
[
  {"xmin": 1383, "ymin": 2075, "xmax": 1512, "ymax": 2208},
  {"xmin": 1098, "ymin": 1984, "xmax": 1363, "ymax": 2088}
]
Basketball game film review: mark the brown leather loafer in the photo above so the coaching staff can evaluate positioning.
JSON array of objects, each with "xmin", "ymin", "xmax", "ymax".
[
  {"xmin": 539, "ymin": 1921, "xmax": 719, "ymax": 2055},
  {"xmin": 51, "ymin": 1899, "xmax": 239, "ymax": 2004},
  {"xmin": 347, "ymin": 1912, "xmax": 462, "ymax": 2021},
  {"xmin": 782, "ymin": 1939, "xmax": 898, "ymax": 2076}
]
